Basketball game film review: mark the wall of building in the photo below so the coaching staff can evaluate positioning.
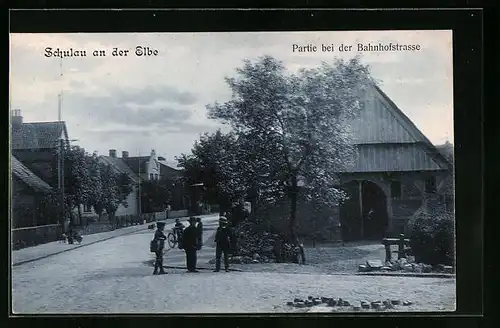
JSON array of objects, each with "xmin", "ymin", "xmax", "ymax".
[{"xmin": 12, "ymin": 149, "xmax": 58, "ymax": 186}]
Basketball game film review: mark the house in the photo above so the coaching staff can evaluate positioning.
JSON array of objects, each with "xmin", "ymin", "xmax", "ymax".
[
  {"xmin": 158, "ymin": 158, "xmax": 188, "ymax": 210},
  {"xmin": 11, "ymin": 109, "xmax": 70, "ymax": 188},
  {"xmin": 80, "ymin": 150, "xmax": 142, "ymax": 219},
  {"xmin": 11, "ymin": 156, "xmax": 53, "ymax": 228},
  {"xmin": 336, "ymin": 83, "xmax": 454, "ymax": 240},
  {"xmin": 122, "ymin": 149, "xmax": 161, "ymax": 181}
]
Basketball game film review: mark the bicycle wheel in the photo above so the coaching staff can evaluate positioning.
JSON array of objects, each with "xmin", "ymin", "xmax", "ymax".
[{"xmin": 167, "ymin": 233, "xmax": 177, "ymax": 248}]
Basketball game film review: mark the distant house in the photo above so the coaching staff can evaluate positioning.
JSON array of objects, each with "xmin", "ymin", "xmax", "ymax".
[
  {"xmin": 11, "ymin": 109, "xmax": 69, "ymax": 188},
  {"xmin": 11, "ymin": 156, "xmax": 53, "ymax": 228},
  {"xmin": 80, "ymin": 150, "xmax": 141, "ymax": 219},
  {"xmin": 122, "ymin": 149, "xmax": 161, "ymax": 181},
  {"xmin": 336, "ymin": 83, "xmax": 454, "ymax": 240},
  {"xmin": 158, "ymin": 159, "xmax": 188, "ymax": 210}
]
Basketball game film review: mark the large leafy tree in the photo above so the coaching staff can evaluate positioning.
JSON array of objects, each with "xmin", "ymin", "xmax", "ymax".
[
  {"xmin": 207, "ymin": 55, "xmax": 373, "ymax": 254},
  {"xmin": 141, "ymin": 180, "xmax": 171, "ymax": 213},
  {"xmin": 177, "ymin": 130, "xmax": 246, "ymax": 214}
]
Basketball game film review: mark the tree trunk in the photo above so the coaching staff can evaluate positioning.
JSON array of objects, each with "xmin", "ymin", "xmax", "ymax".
[
  {"xmin": 77, "ymin": 205, "xmax": 82, "ymax": 226},
  {"xmin": 288, "ymin": 175, "xmax": 306, "ymax": 264}
]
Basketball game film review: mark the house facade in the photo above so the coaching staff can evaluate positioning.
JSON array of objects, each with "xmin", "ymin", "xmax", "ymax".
[
  {"xmin": 11, "ymin": 109, "xmax": 69, "ymax": 188},
  {"xmin": 11, "ymin": 156, "xmax": 53, "ymax": 228},
  {"xmin": 336, "ymin": 83, "xmax": 454, "ymax": 240},
  {"xmin": 80, "ymin": 151, "xmax": 141, "ymax": 219}
]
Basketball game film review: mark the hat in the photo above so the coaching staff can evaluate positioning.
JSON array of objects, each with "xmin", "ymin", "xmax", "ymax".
[{"xmin": 189, "ymin": 216, "xmax": 197, "ymax": 222}]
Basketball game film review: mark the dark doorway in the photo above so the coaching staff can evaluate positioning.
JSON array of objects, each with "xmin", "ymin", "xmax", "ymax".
[{"xmin": 339, "ymin": 180, "xmax": 388, "ymax": 241}]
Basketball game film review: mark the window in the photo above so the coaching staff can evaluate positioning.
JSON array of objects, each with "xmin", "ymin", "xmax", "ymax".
[
  {"xmin": 150, "ymin": 173, "xmax": 154, "ymax": 180},
  {"xmin": 391, "ymin": 181, "xmax": 401, "ymax": 199},
  {"xmin": 425, "ymin": 177, "xmax": 437, "ymax": 193},
  {"xmin": 154, "ymin": 174, "xmax": 159, "ymax": 180},
  {"xmin": 84, "ymin": 203, "xmax": 92, "ymax": 213}
]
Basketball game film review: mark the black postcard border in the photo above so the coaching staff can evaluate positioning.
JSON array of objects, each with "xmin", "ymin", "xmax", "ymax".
[{"xmin": 7, "ymin": 8, "xmax": 485, "ymax": 327}]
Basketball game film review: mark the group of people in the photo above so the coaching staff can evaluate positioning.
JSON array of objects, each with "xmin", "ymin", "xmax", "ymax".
[{"xmin": 151, "ymin": 215, "xmax": 235, "ymax": 275}]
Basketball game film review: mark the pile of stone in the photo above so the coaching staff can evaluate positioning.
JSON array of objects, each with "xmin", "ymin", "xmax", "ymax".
[
  {"xmin": 232, "ymin": 220, "xmax": 298, "ymax": 263},
  {"xmin": 358, "ymin": 258, "xmax": 453, "ymax": 274},
  {"xmin": 286, "ymin": 296, "xmax": 413, "ymax": 311}
]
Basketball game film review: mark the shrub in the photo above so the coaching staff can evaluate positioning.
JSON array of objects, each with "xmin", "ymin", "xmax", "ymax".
[{"xmin": 407, "ymin": 207, "xmax": 455, "ymax": 266}]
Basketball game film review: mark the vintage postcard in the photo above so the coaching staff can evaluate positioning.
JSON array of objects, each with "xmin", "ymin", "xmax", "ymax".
[{"xmin": 10, "ymin": 30, "xmax": 455, "ymax": 314}]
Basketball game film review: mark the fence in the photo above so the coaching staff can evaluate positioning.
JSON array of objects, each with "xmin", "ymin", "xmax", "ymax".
[
  {"xmin": 12, "ymin": 210, "xmax": 192, "ymax": 250},
  {"xmin": 12, "ymin": 224, "xmax": 62, "ymax": 250}
]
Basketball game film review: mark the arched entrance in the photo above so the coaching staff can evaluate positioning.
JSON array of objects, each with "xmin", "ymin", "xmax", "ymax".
[{"xmin": 339, "ymin": 180, "xmax": 388, "ymax": 241}]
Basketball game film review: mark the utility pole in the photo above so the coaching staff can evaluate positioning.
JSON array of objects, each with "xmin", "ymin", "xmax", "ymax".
[
  {"xmin": 58, "ymin": 58, "xmax": 63, "ymax": 121},
  {"xmin": 138, "ymin": 148, "xmax": 142, "ymax": 221}
]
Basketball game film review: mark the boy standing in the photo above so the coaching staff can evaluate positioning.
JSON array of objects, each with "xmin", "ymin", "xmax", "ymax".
[
  {"xmin": 183, "ymin": 217, "xmax": 200, "ymax": 272},
  {"xmin": 214, "ymin": 216, "xmax": 233, "ymax": 272},
  {"xmin": 152, "ymin": 221, "xmax": 167, "ymax": 275}
]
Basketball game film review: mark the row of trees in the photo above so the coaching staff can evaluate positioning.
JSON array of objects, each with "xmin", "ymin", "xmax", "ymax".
[
  {"xmin": 43, "ymin": 146, "xmax": 134, "ymax": 227},
  {"xmin": 177, "ymin": 55, "xmax": 375, "ymax": 261}
]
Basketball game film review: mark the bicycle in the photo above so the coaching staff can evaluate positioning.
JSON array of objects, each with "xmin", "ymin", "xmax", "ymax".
[{"xmin": 167, "ymin": 229, "xmax": 181, "ymax": 248}]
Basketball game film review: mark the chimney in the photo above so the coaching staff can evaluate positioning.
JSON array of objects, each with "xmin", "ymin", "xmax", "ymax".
[
  {"xmin": 12, "ymin": 109, "xmax": 23, "ymax": 130},
  {"xmin": 122, "ymin": 150, "xmax": 129, "ymax": 158},
  {"xmin": 109, "ymin": 149, "xmax": 117, "ymax": 158}
]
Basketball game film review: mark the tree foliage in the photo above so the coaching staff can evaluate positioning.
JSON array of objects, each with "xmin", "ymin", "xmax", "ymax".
[
  {"xmin": 207, "ymin": 55, "xmax": 374, "ymax": 243},
  {"xmin": 141, "ymin": 180, "xmax": 171, "ymax": 213}
]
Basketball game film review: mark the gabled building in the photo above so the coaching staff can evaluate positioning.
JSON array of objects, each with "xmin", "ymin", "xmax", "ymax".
[
  {"xmin": 337, "ymin": 83, "xmax": 454, "ymax": 240},
  {"xmin": 11, "ymin": 109, "xmax": 69, "ymax": 188},
  {"xmin": 122, "ymin": 149, "xmax": 161, "ymax": 181},
  {"xmin": 11, "ymin": 156, "xmax": 53, "ymax": 228}
]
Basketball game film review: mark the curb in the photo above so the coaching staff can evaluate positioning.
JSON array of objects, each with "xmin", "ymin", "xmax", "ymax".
[
  {"xmin": 12, "ymin": 214, "xmax": 216, "ymax": 266},
  {"xmin": 355, "ymin": 272, "xmax": 455, "ymax": 278}
]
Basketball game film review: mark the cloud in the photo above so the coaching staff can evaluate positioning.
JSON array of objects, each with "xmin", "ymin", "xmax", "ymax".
[{"xmin": 10, "ymin": 30, "xmax": 454, "ymax": 159}]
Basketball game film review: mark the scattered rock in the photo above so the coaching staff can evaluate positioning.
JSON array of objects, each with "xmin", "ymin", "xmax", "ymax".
[
  {"xmin": 308, "ymin": 296, "xmax": 314, "ymax": 300},
  {"xmin": 391, "ymin": 299, "xmax": 401, "ymax": 305},
  {"xmin": 286, "ymin": 301, "xmax": 294, "ymax": 306},
  {"xmin": 403, "ymin": 301, "xmax": 413, "ymax": 306},
  {"xmin": 293, "ymin": 298, "xmax": 302, "ymax": 303},
  {"xmin": 360, "ymin": 301, "xmax": 370, "ymax": 309},
  {"xmin": 371, "ymin": 301, "xmax": 382, "ymax": 309},
  {"xmin": 352, "ymin": 306, "xmax": 361, "ymax": 311},
  {"xmin": 383, "ymin": 300, "xmax": 394, "ymax": 309},
  {"xmin": 381, "ymin": 266, "xmax": 392, "ymax": 271},
  {"xmin": 313, "ymin": 298, "xmax": 322, "ymax": 305},
  {"xmin": 442, "ymin": 265, "xmax": 454, "ymax": 274},
  {"xmin": 305, "ymin": 300, "xmax": 314, "ymax": 307},
  {"xmin": 342, "ymin": 301, "xmax": 350, "ymax": 306},
  {"xmin": 327, "ymin": 299, "xmax": 337, "ymax": 306},
  {"xmin": 252, "ymin": 253, "xmax": 261, "ymax": 261},
  {"xmin": 358, "ymin": 264, "xmax": 370, "ymax": 272},
  {"xmin": 295, "ymin": 301, "xmax": 306, "ymax": 308},
  {"xmin": 403, "ymin": 263, "xmax": 414, "ymax": 272},
  {"xmin": 366, "ymin": 260, "xmax": 384, "ymax": 270},
  {"xmin": 398, "ymin": 258, "xmax": 408, "ymax": 266},
  {"xmin": 321, "ymin": 297, "xmax": 329, "ymax": 303},
  {"xmin": 407, "ymin": 256, "xmax": 415, "ymax": 263},
  {"xmin": 251, "ymin": 259, "xmax": 260, "ymax": 264},
  {"xmin": 229, "ymin": 256, "xmax": 242, "ymax": 264},
  {"xmin": 422, "ymin": 264, "xmax": 433, "ymax": 273}
]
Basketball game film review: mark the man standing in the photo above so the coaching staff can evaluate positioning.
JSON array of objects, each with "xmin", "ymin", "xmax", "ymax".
[
  {"xmin": 166, "ymin": 204, "xmax": 171, "ymax": 220},
  {"xmin": 214, "ymin": 216, "xmax": 233, "ymax": 272},
  {"xmin": 196, "ymin": 217, "xmax": 203, "ymax": 250},
  {"xmin": 152, "ymin": 221, "xmax": 167, "ymax": 275},
  {"xmin": 183, "ymin": 217, "xmax": 199, "ymax": 272}
]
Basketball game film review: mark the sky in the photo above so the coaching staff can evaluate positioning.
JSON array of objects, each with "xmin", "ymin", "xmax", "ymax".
[{"xmin": 10, "ymin": 30, "xmax": 453, "ymax": 165}]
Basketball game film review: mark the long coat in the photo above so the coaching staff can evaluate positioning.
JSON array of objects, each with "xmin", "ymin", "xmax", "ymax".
[
  {"xmin": 215, "ymin": 226, "xmax": 233, "ymax": 249},
  {"xmin": 182, "ymin": 225, "xmax": 199, "ymax": 249}
]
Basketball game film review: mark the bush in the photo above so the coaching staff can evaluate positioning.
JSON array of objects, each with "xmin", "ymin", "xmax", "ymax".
[{"xmin": 407, "ymin": 208, "xmax": 455, "ymax": 266}]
